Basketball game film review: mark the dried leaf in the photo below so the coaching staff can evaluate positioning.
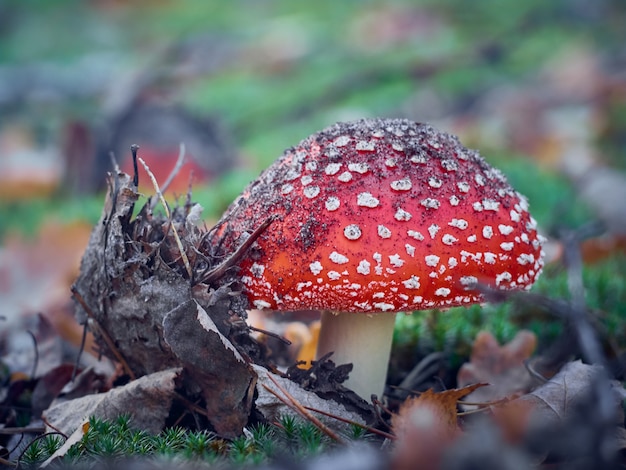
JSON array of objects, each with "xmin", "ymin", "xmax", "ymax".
[
  {"xmin": 163, "ymin": 300, "xmax": 256, "ymax": 438},
  {"xmin": 253, "ymin": 365, "xmax": 366, "ymax": 434},
  {"xmin": 391, "ymin": 384, "xmax": 484, "ymax": 470},
  {"xmin": 457, "ymin": 330, "xmax": 536, "ymax": 407},
  {"xmin": 42, "ymin": 368, "xmax": 181, "ymax": 436},
  {"xmin": 40, "ymin": 419, "xmax": 90, "ymax": 468}
]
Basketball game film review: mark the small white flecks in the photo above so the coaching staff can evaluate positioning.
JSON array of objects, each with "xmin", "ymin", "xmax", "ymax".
[
  {"xmin": 335, "ymin": 135, "xmax": 350, "ymax": 147},
  {"xmin": 296, "ymin": 281, "xmax": 313, "ymax": 291},
  {"xmin": 442, "ymin": 234, "xmax": 458, "ymax": 246},
  {"xmin": 435, "ymin": 288, "xmax": 451, "ymax": 297},
  {"xmin": 421, "ymin": 198, "xmax": 441, "ymax": 209},
  {"xmin": 250, "ymin": 263, "xmax": 265, "ymax": 278},
  {"xmin": 305, "ymin": 161, "xmax": 317, "ymax": 171},
  {"xmin": 310, "ymin": 261, "xmax": 323, "ymax": 275},
  {"xmin": 253, "ymin": 300, "xmax": 272, "ymax": 309},
  {"xmin": 517, "ymin": 253, "xmax": 535, "ymax": 265},
  {"xmin": 285, "ymin": 168, "xmax": 301, "ymax": 181},
  {"xmin": 356, "ymin": 140, "xmax": 376, "ymax": 151},
  {"xmin": 429, "ymin": 271, "xmax": 438, "ymax": 279},
  {"xmin": 390, "ymin": 178, "xmax": 412, "ymax": 191},
  {"xmin": 441, "ymin": 159, "xmax": 458, "ymax": 171},
  {"xmin": 389, "ymin": 254, "xmax": 405, "ymax": 267},
  {"xmin": 325, "ymin": 196, "xmax": 340, "ymax": 211},
  {"xmin": 373, "ymin": 252, "xmax": 382, "ymax": 263},
  {"xmin": 467, "ymin": 234, "xmax": 477, "ymax": 243},
  {"xmin": 385, "ymin": 158, "xmax": 397, "ymax": 167},
  {"xmin": 354, "ymin": 301, "xmax": 372, "ymax": 309},
  {"xmin": 348, "ymin": 162, "xmax": 369, "ymax": 174},
  {"xmin": 500, "ymin": 242, "xmax": 515, "ymax": 251},
  {"xmin": 386, "ymin": 268, "xmax": 396, "ymax": 275},
  {"xmin": 338, "ymin": 171, "xmax": 353, "ymax": 182},
  {"xmin": 405, "ymin": 243, "xmax": 416, "ymax": 257},
  {"xmin": 484, "ymin": 252, "xmax": 496, "ymax": 264},
  {"xmin": 448, "ymin": 257, "xmax": 458, "ymax": 268},
  {"xmin": 510, "ymin": 209, "xmax": 521, "ymax": 223},
  {"xmin": 518, "ymin": 196, "xmax": 529, "ymax": 212},
  {"xmin": 457, "ymin": 182, "xmax": 470, "ymax": 193},
  {"xmin": 483, "ymin": 199, "xmax": 500, "ymax": 211},
  {"xmin": 449, "ymin": 218, "xmax": 469, "ymax": 230},
  {"xmin": 495, "ymin": 271, "xmax": 512, "ymax": 286},
  {"xmin": 473, "ymin": 201, "xmax": 483, "ymax": 212},
  {"xmin": 303, "ymin": 186, "xmax": 320, "ymax": 199},
  {"xmin": 428, "ymin": 177, "xmax": 443, "ymax": 188},
  {"xmin": 395, "ymin": 208, "xmax": 412, "ymax": 221},
  {"xmin": 372, "ymin": 292, "xmax": 385, "ymax": 299},
  {"xmin": 439, "ymin": 265, "xmax": 446, "ymax": 275},
  {"xmin": 372, "ymin": 129, "xmax": 385, "ymax": 138},
  {"xmin": 498, "ymin": 224, "xmax": 514, "ymax": 235},
  {"xmin": 410, "ymin": 153, "xmax": 427, "ymax": 164},
  {"xmin": 281, "ymin": 183, "xmax": 294, "ymax": 195},
  {"xmin": 343, "ymin": 224, "xmax": 362, "ymax": 240},
  {"xmin": 325, "ymin": 163, "xmax": 341, "ymax": 175},
  {"xmin": 475, "ymin": 173, "xmax": 486, "ymax": 186},
  {"xmin": 427, "ymin": 138, "xmax": 441, "ymax": 149},
  {"xmin": 328, "ymin": 271, "xmax": 341, "ymax": 280},
  {"xmin": 241, "ymin": 276, "xmax": 252, "ymax": 286},
  {"xmin": 450, "ymin": 195, "xmax": 460, "ymax": 206},
  {"xmin": 407, "ymin": 230, "xmax": 425, "ymax": 241},
  {"xmin": 358, "ymin": 192, "xmax": 380, "ymax": 208},
  {"xmin": 425, "ymin": 254, "xmax": 440, "ymax": 267},
  {"xmin": 399, "ymin": 294, "xmax": 409, "ymax": 301},
  {"xmin": 483, "ymin": 226, "xmax": 493, "ymax": 239},
  {"xmin": 301, "ymin": 175, "xmax": 313, "ymax": 186},
  {"xmin": 392, "ymin": 142, "xmax": 405, "ymax": 152},
  {"xmin": 373, "ymin": 302, "xmax": 395, "ymax": 311},
  {"xmin": 357, "ymin": 260, "xmax": 371, "ymax": 275},
  {"xmin": 378, "ymin": 225, "xmax": 392, "ymax": 239},
  {"xmin": 329, "ymin": 251, "xmax": 349, "ymax": 264},
  {"xmin": 428, "ymin": 224, "xmax": 440, "ymax": 239},
  {"xmin": 460, "ymin": 276, "xmax": 478, "ymax": 286},
  {"xmin": 402, "ymin": 276, "xmax": 421, "ymax": 289}
]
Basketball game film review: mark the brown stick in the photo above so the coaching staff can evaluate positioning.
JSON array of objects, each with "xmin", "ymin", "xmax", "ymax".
[{"xmin": 303, "ymin": 406, "xmax": 395, "ymax": 440}]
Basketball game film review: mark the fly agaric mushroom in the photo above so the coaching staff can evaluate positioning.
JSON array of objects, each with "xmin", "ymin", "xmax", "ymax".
[{"xmin": 213, "ymin": 118, "xmax": 544, "ymax": 400}]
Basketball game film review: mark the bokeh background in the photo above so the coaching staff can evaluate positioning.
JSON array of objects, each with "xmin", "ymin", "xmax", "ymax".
[{"xmin": 1, "ymin": 0, "xmax": 625, "ymax": 364}]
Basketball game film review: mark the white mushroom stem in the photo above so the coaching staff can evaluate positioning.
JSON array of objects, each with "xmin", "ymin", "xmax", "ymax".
[{"xmin": 315, "ymin": 311, "xmax": 397, "ymax": 400}]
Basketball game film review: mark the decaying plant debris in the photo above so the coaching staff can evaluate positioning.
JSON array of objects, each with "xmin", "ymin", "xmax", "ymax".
[{"xmin": 69, "ymin": 162, "xmax": 371, "ymax": 439}]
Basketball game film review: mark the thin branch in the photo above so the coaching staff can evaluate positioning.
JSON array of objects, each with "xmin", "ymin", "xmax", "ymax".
[
  {"xmin": 303, "ymin": 406, "xmax": 395, "ymax": 440},
  {"xmin": 138, "ymin": 157, "xmax": 192, "ymax": 278}
]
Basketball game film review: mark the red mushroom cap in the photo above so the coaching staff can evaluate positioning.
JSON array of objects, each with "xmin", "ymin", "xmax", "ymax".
[{"xmin": 214, "ymin": 118, "xmax": 544, "ymax": 313}]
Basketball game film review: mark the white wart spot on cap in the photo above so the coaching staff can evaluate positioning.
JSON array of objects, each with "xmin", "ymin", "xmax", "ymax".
[
  {"xmin": 343, "ymin": 224, "xmax": 362, "ymax": 240},
  {"xmin": 329, "ymin": 251, "xmax": 349, "ymax": 264},
  {"xmin": 421, "ymin": 198, "xmax": 441, "ymax": 209},
  {"xmin": 402, "ymin": 276, "xmax": 420, "ymax": 289},
  {"xmin": 373, "ymin": 302, "xmax": 395, "ymax": 311},
  {"xmin": 441, "ymin": 159, "xmax": 458, "ymax": 171},
  {"xmin": 309, "ymin": 261, "xmax": 323, "ymax": 275},
  {"xmin": 390, "ymin": 179, "xmax": 412, "ymax": 191},
  {"xmin": 517, "ymin": 253, "xmax": 535, "ymax": 265},
  {"xmin": 467, "ymin": 234, "xmax": 477, "ymax": 242},
  {"xmin": 442, "ymin": 234, "xmax": 458, "ymax": 246},
  {"xmin": 448, "ymin": 257, "xmax": 458, "ymax": 268},
  {"xmin": 435, "ymin": 288, "xmax": 451, "ymax": 297},
  {"xmin": 328, "ymin": 271, "xmax": 341, "ymax": 280},
  {"xmin": 473, "ymin": 202, "xmax": 483, "ymax": 212},
  {"xmin": 254, "ymin": 300, "xmax": 272, "ymax": 309},
  {"xmin": 385, "ymin": 158, "xmax": 397, "ymax": 167},
  {"xmin": 500, "ymin": 242, "xmax": 515, "ymax": 251},
  {"xmin": 303, "ymin": 186, "xmax": 320, "ymax": 199},
  {"xmin": 250, "ymin": 263, "xmax": 265, "ymax": 278},
  {"xmin": 357, "ymin": 260, "xmax": 371, "ymax": 275},
  {"xmin": 475, "ymin": 173, "xmax": 486, "ymax": 186},
  {"xmin": 325, "ymin": 163, "xmax": 341, "ymax": 175},
  {"xmin": 498, "ymin": 224, "xmax": 514, "ymax": 235},
  {"xmin": 483, "ymin": 199, "xmax": 500, "ymax": 211},
  {"xmin": 355, "ymin": 140, "xmax": 376, "ymax": 151},
  {"xmin": 378, "ymin": 225, "xmax": 392, "ymax": 239},
  {"xmin": 325, "ymin": 196, "xmax": 340, "ymax": 211},
  {"xmin": 395, "ymin": 208, "xmax": 412, "ymax": 221},
  {"xmin": 449, "ymin": 218, "xmax": 468, "ymax": 230},
  {"xmin": 460, "ymin": 275, "xmax": 478, "ymax": 286},
  {"xmin": 392, "ymin": 142, "xmax": 405, "ymax": 152},
  {"xmin": 483, "ymin": 226, "xmax": 493, "ymax": 239},
  {"xmin": 457, "ymin": 182, "xmax": 470, "ymax": 193},
  {"xmin": 510, "ymin": 210, "xmax": 521, "ymax": 222},
  {"xmin": 348, "ymin": 162, "xmax": 369, "ymax": 174},
  {"xmin": 407, "ymin": 230, "xmax": 425, "ymax": 241},
  {"xmin": 334, "ymin": 136, "xmax": 350, "ymax": 147},
  {"xmin": 425, "ymin": 254, "xmax": 440, "ymax": 267},
  {"xmin": 357, "ymin": 192, "xmax": 380, "ymax": 208},
  {"xmin": 484, "ymin": 252, "xmax": 496, "ymax": 264},
  {"xmin": 428, "ymin": 224, "xmax": 440, "ymax": 239},
  {"xmin": 389, "ymin": 254, "xmax": 405, "ymax": 267},
  {"xmin": 405, "ymin": 244, "xmax": 416, "ymax": 257},
  {"xmin": 305, "ymin": 161, "xmax": 317, "ymax": 171},
  {"xmin": 410, "ymin": 153, "xmax": 427, "ymax": 164},
  {"xmin": 428, "ymin": 177, "xmax": 443, "ymax": 188},
  {"xmin": 450, "ymin": 195, "xmax": 460, "ymax": 206},
  {"xmin": 301, "ymin": 175, "xmax": 313, "ymax": 186},
  {"xmin": 496, "ymin": 271, "xmax": 512, "ymax": 286},
  {"xmin": 281, "ymin": 183, "xmax": 294, "ymax": 195},
  {"xmin": 338, "ymin": 171, "xmax": 353, "ymax": 182}
]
